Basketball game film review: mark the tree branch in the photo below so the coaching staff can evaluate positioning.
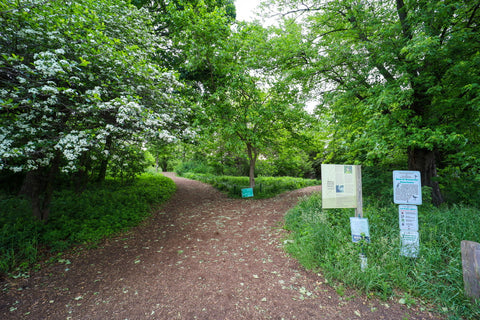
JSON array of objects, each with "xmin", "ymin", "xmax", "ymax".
[
  {"xmin": 396, "ymin": 0, "xmax": 412, "ymax": 40},
  {"xmin": 467, "ymin": 2, "xmax": 480, "ymax": 29}
]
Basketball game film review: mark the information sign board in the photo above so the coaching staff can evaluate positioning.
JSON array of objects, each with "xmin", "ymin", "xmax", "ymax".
[
  {"xmin": 322, "ymin": 164, "xmax": 358, "ymax": 208},
  {"xmin": 400, "ymin": 230, "xmax": 420, "ymax": 258},
  {"xmin": 393, "ymin": 171, "xmax": 422, "ymax": 205},
  {"xmin": 350, "ymin": 217, "xmax": 370, "ymax": 243},
  {"xmin": 241, "ymin": 188, "xmax": 254, "ymax": 198},
  {"xmin": 399, "ymin": 205, "xmax": 418, "ymax": 231}
]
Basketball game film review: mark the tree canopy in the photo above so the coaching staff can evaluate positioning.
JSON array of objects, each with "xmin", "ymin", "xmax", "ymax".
[
  {"xmin": 1, "ymin": 0, "xmax": 479, "ymax": 219},
  {"xmin": 0, "ymin": 0, "xmax": 186, "ymax": 219},
  {"xmin": 266, "ymin": 0, "xmax": 480, "ymax": 205}
]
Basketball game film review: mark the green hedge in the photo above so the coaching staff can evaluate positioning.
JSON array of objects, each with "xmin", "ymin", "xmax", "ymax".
[{"xmin": 181, "ymin": 173, "xmax": 320, "ymax": 198}]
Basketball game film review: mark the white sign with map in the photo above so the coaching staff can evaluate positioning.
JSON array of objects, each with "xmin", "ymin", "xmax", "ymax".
[{"xmin": 321, "ymin": 164, "xmax": 358, "ymax": 208}]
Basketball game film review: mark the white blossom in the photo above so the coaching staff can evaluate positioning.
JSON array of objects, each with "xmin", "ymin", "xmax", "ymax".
[{"xmin": 0, "ymin": 0, "xmax": 185, "ymax": 175}]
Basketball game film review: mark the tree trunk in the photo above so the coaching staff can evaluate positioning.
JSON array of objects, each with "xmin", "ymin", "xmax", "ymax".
[
  {"xmin": 407, "ymin": 147, "xmax": 444, "ymax": 206},
  {"xmin": 249, "ymin": 157, "xmax": 256, "ymax": 188},
  {"xmin": 246, "ymin": 143, "xmax": 257, "ymax": 188},
  {"xmin": 19, "ymin": 154, "xmax": 60, "ymax": 221},
  {"xmin": 73, "ymin": 154, "xmax": 91, "ymax": 193},
  {"xmin": 159, "ymin": 157, "xmax": 169, "ymax": 172},
  {"xmin": 96, "ymin": 136, "xmax": 112, "ymax": 183}
]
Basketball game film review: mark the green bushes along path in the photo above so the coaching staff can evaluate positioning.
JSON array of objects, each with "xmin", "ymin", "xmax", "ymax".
[{"xmin": 0, "ymin": 173, "xmax": 176, "ymax": 275}]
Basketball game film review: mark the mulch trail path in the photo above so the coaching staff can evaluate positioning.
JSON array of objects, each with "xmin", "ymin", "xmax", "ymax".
[{"xmin": 1, "ymin": 173, "xmax": 441, "ymax": 319}]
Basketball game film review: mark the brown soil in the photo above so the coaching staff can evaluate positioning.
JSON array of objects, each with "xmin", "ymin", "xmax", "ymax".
[{"xmin": 1, "ymin": 173, "xmax": 442, "ymax": 319}]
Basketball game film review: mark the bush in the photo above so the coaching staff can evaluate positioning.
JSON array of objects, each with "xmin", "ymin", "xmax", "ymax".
[
  {"xmin": 0, "ymin": 173, "xmax": 176, "ymax": 275},
  {"xmin": 181, "ymin": 173, "xmax": 320, "ymax": 198},
  {"xmin": 283, "ymin": 193, "xmax": 480, "ymax": 319},
  {"xmin": 174, "ymin": 160, "xmax": 215, "ymax": 176}
]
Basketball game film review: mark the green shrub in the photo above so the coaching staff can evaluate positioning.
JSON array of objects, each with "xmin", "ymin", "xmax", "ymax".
[
  {"xmin": 284, "ymin": 193, "xmax": 480, "ymax": 319},
  {"xmin": 0, "ymin": 173, "xmax": 176, "ymax": 275},
  {"xmin": 181, "ymin": 173, "xmax": 320, "ymax": 198},
  {"xmin": 174, "ymin": 160, "xmax": 215, "ymax": 176}
]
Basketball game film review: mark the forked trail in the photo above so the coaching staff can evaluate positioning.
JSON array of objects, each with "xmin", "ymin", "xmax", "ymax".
[{"xmin": 1, "ymin": 173, "xmax": 438, "ymax": 319}]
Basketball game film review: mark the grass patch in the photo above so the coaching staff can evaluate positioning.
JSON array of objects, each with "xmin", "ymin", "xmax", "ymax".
[
  {"xmin": 283, "ymin": 192, "xmax": 480, "ymax": 319},
  {"xmin": 0, "ymin": 173, "xmax": 176, "ymax": 275},
  {"xmin": 180, "ymin": 173, "xmax": 320, "ymax": 198}
]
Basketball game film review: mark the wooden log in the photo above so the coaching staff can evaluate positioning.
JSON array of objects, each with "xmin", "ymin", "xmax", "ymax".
[{"xmin": 461, "ymin": 240, "xmax": 480, "ymax": 299}]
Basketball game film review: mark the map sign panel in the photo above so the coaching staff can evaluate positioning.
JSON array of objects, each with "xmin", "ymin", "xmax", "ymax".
[
  {"xmin": 393, "ymin": 171, "xmax": 422, "ymax": 205},
  {"xmin": 322, "ymin": 164, "xmax": 358, "ymax": 208}
]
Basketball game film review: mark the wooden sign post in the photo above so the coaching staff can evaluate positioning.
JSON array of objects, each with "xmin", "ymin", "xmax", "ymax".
[
  {"xmin": 322, "ymin": 164, "xmax": 366, "ymax": 269},
  {"xmin": 461, "ymin": 240, "xmax": 480, "ymax": 299},
  {"xmin": 355, "ymin": 165, "xmax": 363, "ymax": 218}
]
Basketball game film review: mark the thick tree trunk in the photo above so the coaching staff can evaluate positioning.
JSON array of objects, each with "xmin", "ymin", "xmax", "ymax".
[
  {"xmin": 19, "ymin": 154, "xmax": 60, "ymax": 221},
  {"xmin": 407, "ymin": 147, "xmax": 444, "ymax": 206}
]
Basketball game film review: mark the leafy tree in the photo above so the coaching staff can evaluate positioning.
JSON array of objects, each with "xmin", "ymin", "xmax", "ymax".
[
  {"xmin": 196, "ymin": 21, "xmax": 309, "ymax": 187},
  {"xmin": 0, "ymin": 0, "xmax": 184, "ymax": 220},
  {"xmin": 135, "ymin": 0, "xmax": 310, "ymax": 187},
  {"xmin": 133, "ymin": 0, "xmax": 236, "ymax": 78},
  {"xmin": 267, "ymin": 0, "xmax": 480, "ymax": 205}
]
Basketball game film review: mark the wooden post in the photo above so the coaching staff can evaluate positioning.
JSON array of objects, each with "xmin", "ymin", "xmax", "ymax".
[
  {"xmin": 354, "ymin": 165, "xmax": 366, "ymax": 269},
  {"xmin": 461, "ymin": 240, "xmax": 480, "ymax": 299},
  {"xmin": 355, "ymin": 165, "xmax": 363, "ymax": 218}
]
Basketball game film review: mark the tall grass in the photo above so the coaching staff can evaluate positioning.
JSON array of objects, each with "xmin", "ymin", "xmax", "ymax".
[
  {"xmin": 284, "ymin": 192, "xmax": 480, "ymax": 319},
  {"xmin": 0, "ymin": 173, "xmax": 176, "ymax": 275},
  {"xmin": 181, "ymin": 173, "xmax": 320, "ymax": 198}
]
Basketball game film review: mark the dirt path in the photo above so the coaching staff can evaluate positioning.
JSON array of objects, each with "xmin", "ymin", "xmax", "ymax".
[{"xmin": 1, "ymin": 173, "xmax": 440, "ymax": 319}]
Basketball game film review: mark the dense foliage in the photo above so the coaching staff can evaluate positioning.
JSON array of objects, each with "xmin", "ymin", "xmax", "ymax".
[
  {"xmin": 0, "ymin": 5, "xmax": 479, "ymax": 315},
  {"xmin": 284, "ymin": 192, "xmax": 480, "ymax": 319},
  {"xmin": 0, "ymin": 0, "xmax": 186, "ymax": 220},
  {"xmin": 180, "ymin": 172, "xmax": 320, "ymax": 198},
  {"xmin": 0, "ymin": 174, "xmax": 176, "ymax": 274},
  {"xmin": 266, "ymin": 0, "xmax": 480, "ymax": 206}
]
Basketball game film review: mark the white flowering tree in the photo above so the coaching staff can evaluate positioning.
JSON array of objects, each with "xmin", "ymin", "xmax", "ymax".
[{"xmin": 0, "ymin": 0, "xmax": 185, "ymax": 220}]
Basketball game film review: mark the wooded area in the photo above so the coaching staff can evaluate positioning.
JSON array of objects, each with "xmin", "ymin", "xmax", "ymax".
[{"xmin": 1, "ymin": 0, "xmax": 479, "ymax": 220}]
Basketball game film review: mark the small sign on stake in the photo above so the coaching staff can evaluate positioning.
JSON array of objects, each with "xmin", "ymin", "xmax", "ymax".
[
  {"xmin": 241, "ymin": 187, "xmax": 254, "ymax": 198},
  {"xmin": 400, "ymin": 231, "xmax": 420, "ymax": 258},
  {"xmin": 350, "ymin": 217, "xmax": 369, "ymax": 271},
  {"xmin": 350, "ymin": 217, "xmax": 370, "ymax": 243}
]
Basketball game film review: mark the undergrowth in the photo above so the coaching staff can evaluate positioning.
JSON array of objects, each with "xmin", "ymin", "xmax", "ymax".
[
  {"xmin": 0, "ymin": 173, "xmax": 176, "ymax": 275},
  {"xmin": 180, "ymin": 173, "xmax": 320, "ymax": 198},
  {"xmin": 283, "ymin": 192, "xmax": 480, "ymax": 320}
]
